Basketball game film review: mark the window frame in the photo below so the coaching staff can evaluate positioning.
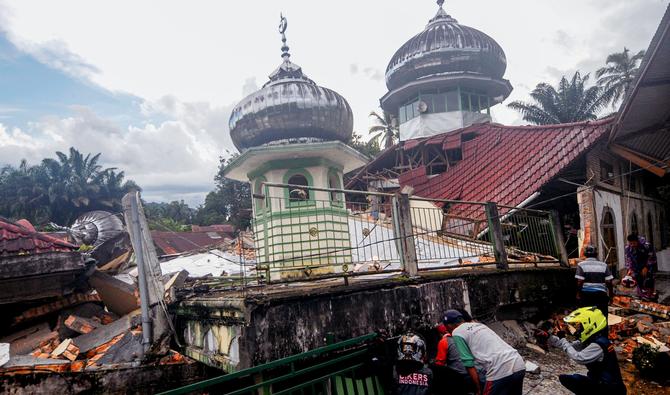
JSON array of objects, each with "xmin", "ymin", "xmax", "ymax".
[{"xmin": 283, "ymin": 169, "xmax": 315, "ymax": 208}]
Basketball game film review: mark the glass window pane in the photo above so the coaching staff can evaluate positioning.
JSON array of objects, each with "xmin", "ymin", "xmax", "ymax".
[
  {"xmin": 460, "ymin": 93, "xmax": 470, "ymax": 112},
  {"xmin": 399, "ymin": 106, "xmax": 406, "ymax": 123},
  {"xmin": 433, "ymin": 93, "xmax": 446, "ymax": 113},
  {"xmin": 471, "ymin": 95, "xmax": 481, "ymax": 112},
  {"xmin": 446, "ymin": 91, "xmax": 459, "ymax": 112}
]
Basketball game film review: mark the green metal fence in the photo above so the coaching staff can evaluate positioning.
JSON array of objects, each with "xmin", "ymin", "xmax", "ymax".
[
  {"xmin": 159, "ymin": 333, "xmax": 382, "ymax": 395},
  {"xmin": 498, "ymin": 205, "xmax": 560, "ymax": 263}
]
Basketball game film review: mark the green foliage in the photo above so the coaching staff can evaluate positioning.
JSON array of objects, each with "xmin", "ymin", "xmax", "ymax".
[
  {"xmin": 0, "ymin": 147, "xmax": 139, "ymax": 225},
  {"xmin": 148, "ymin": 217, "xmax": 192, "ymax": 232},
  {"xmin": 508, "ymin": 71, "xmax": 607, "ymax": 125},
  {"xmin": 597, "ymin": 47, "xmax": 646, "ymax": 108},
  {"xmin": 144, "ymin": 200, "xmax": 195, "ymax": 225},
  {"xmin": 347, "ymin": 132, "xmax": 382, "ymax": 159},
  {"xmin": 195, "ymin": 155, "xmax": 251, "ymax": 230},
  {"xmin": 368, "ymin": 111, "xmax": 398, "ymax": 149},
  {"xmin": 632, "ymin": 344, "xmax": 659, "ymax": 376}
]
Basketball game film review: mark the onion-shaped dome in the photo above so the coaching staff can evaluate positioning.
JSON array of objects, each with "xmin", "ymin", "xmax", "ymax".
[
  {"xmin": 385, "ymin": 1, "xmax": 508, "ymax": 92},
  {"xmin": 229, "ymin": 16, "xmax": 353, "ymax": 151}
]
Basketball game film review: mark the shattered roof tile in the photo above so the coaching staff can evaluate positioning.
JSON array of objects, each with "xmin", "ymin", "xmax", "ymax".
[{"xmin": 0, "ymin": 218, "xmax": 79, "ymax": 256}]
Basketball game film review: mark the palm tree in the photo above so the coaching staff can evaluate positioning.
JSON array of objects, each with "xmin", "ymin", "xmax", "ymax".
[
  {"xmin": 368, "ymin": 111, "xmax": 398, "ymax": 149},
  {"xmin": 596, "ymin": 47, "xmax": 646, "ymax": 108},
  {"xmin": 507, "ymin": 72, "xmax": 607, "ymax": 125}
]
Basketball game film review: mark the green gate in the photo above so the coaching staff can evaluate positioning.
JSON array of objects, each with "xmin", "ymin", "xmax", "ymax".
[{"xmin": 159, "ymin": 333, "xmax": 384, "ymax": 395}]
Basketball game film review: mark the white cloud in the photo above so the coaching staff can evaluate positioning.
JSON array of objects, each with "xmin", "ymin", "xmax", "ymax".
[{"xmin": 0, "ymin": 99, "xmax": 237, "ymax": 206}]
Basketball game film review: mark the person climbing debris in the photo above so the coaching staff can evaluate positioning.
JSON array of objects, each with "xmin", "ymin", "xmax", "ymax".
[
  {"xmin": 443, "ymin": 310, "xmax": 525, "ymax": 395},
  {"xmin": 575, "ymin": 245, "xmax": 613, "ymax": 317},
  {"xmin": 549, "ymin": 306, "xmax": 627, "ymax": 395},
  {"xmin": 393, "ymin": 332, "xmax": 434, "ymax": 395},
  {"xmin": 625, "ymin": 234, "xmax": 658, "ymax": 301},
  {"xmin": 432, "ymin": 322, "xmax": 481, "ymax": 395}
]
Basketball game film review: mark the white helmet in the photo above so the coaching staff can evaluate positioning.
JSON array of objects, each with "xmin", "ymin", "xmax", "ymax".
[{"xmin": 397, "ymin": 332, "xmax": 426, "ymax": 363}]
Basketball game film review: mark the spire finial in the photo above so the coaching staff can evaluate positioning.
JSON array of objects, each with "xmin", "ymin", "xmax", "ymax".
[
  {"xmin": 279, "ymin": 13, "xmax": 290, "ymax": 61},
  {"xmin": 429, "ymin": 0, "xmax": 456, "ymax": 24}
]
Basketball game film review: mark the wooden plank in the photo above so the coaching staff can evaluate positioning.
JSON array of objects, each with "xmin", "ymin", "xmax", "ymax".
[
  {"xmin": 72, "ymin": 311, "xmax": 140, "ymax": 354},
  {"xmin": 0, "ymin": 323, "xmax": 56, "ymax": 355},
  {"xmin": 11, "ymin": 293, "xmax": 102, "ymax": 326},
  {"xmin": 64, "ymin": 315, "xmax": 100, "ymax": 334},
  {"xmin": 88, "ymin": 270, "xmax": 139, "ymax": 316},
  {"xmin": 485, "ymin": 202, "xmax": 509, "ymax": 269},
  {"xmin": 610, "ymin": 144, "xmax": 667, "ymax": 177}
]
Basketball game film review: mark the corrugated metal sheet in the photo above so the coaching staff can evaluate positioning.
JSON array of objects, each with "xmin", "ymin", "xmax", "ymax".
[{"xmin": 611, "ymin": 3, "xmax": 670, "ymax": 162}]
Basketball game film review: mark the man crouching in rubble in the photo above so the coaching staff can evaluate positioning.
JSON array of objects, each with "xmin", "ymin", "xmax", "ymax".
[
  {"xmin": 443, "ymin": 310, "xmax": 526, "ymax": 395},
  {"xmin": 549, "ymin": 306, "xmax": 626, "ymax": 395}
]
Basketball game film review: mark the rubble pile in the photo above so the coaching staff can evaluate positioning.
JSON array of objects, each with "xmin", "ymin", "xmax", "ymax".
[
  {"xmin": 0, "ymin": 230, "xmax": 191, "ymax": 375},
  {"xmin": 608, "ymin": 296, "xmax": 670, "ymax": 360},
  {"xmin": 0, "ymin": 274, "xmax": 189, "ymax": 375}
]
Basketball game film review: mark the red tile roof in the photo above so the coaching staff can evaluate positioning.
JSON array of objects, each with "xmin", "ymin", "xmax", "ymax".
[
  {"xmin": 190, "ymin": 224, "xmax": 235, "ymax": 234},
  {"xmin": 0, "ymin": 218, "xmax": 79, "ymax": 256},
  {"xmin": 151, "ymin": 230, "xmax": 232, "ymax": 255},
  {"xmin": 353, "ymin": 118, "xmax": 614, "ymax": 216}
]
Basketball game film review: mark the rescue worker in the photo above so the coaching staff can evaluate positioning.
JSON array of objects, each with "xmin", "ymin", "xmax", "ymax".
[
  {"xmin": 625, "ymin": 234, "xmax": 657, "ymax": 300},
  {"xmin": 433, "ymin": 322, "xmax": 481, "ymax": 395},
  {"xmin": 443, "ymin": 310, "xmax": 525, "ymax": 395},
  {"xmin": 394, "ymin": 332, "xmax": 434, "ymax": 394},
  {"xmin": 549, "ymin": 306, "xmax": 626, "ymax": 394},
  {"xmin": 575, "ymin": 245, "xmax": 613, "ymax": 317}
]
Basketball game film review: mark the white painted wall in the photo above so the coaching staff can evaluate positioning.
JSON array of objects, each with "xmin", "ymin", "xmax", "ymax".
[{"xmin": 593, "ymin": 190, "xmax": 626, "ymax": 271}]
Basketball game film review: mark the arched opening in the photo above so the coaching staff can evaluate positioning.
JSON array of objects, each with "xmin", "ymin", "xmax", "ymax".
[
  {"xmin": 647, "ymin": 211, "xmax": 654, "ymax": 246},
  {"xmin": 254, "ymin": 178, "xmax": 267, "ymax": 212},
  {"xmin": 328, "ymin": 170, "xmax": 342, "ymax": 204},
  {"xmin": 601, "ymin": 208, "xmax": 619, "ymax": 272},
  {"xmin": 287, "ymin": 174, "xmax": 310, "ymax": 202}
]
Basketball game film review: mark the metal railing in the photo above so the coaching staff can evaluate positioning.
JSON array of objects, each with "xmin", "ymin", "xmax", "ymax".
[
  {"xmin": 158, "ymin": 333, "xmax": 381, "ymax": 395},
  {"xmin": 190, "ymin": 183, "xmax": 564, "ymax": 289}
]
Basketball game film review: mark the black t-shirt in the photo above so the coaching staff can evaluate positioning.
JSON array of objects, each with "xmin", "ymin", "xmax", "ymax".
[{"xmin": 393, "ymin": 363, "xmax": 433, "ymax": 395}]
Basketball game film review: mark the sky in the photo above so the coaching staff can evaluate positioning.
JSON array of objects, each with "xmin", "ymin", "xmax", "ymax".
[{"xmin": 0, "ymin": 0, "xmax": 668, "ymax": 206}]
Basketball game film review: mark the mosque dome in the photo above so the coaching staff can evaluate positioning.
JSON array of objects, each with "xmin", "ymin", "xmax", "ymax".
[
  {"xmin": 229, "ymin": 17, "xmax": 353, "ymax": 151},
  {"xmin": 382, "ymin": 0, "xmax": 512, "ymax": 110}
]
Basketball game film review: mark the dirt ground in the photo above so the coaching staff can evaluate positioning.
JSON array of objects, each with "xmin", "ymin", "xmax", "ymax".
[{"xmin": 519, "ymin": 348, "xmax": 670, "ymax": 395}]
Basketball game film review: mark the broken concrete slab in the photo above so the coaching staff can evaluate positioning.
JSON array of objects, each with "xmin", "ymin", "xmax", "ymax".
[
  {"xmin": 1, "ymin": 355, "xmax": 70, "ymax": 371},
  {"xmin": 96, "ymin": 331, "xmax": 143, "ymax": 365},
  {"xmin": 64, "ymin": 315, "xmax": 100, "ymax": 334},
  {"xmin": 488, "ymin": 320, "xmax": 527, "ymax": 348},
  {"xmin": 73, "ymin": 311, "xmax": 140, "ymax": 354},
  {"xmin": 608, "ymin": 313, "xmax": 623, "ymax": 326},
  {"xmin": 88, "ymin": 270, "xmax": 139, "ymax": 316},
  {"xmin": 525, "ymin": 343, "xmax": 546, "ymax": 354}
]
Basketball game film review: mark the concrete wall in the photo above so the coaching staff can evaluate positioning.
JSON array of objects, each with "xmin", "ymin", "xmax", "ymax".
[{"xmin": 176, "ymin": 267, "xmax": 575, "ymax": 372}]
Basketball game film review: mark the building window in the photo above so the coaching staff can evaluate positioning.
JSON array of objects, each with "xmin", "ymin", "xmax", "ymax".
[
  {"xmin": 254, "ymin": 178, "xmax": 267, "ymax": 212},
  {"xmin": 601, "ymin": 208, "xmax": 618, "ymax": 271},
  {"xmin": 445, "ymin": 90, "xmax": 459, "ymax": 112},
  {"xmin": 628, "ymin": 176, "xmax": 638, "ymax": 193},
  {"xmin": 283, "ymin": 169, "xmax": 314, "ymax": 207},
  {"xmin": 600, "ymin": 160, "xmax": 614, "ymax": 185},
  {"xmin": 328, "ymin": 170, "xmax": 343, "ymax": 205},
  {"xmin": 287, "ymin": 174, "xmax": 310, "ymax": 201}
]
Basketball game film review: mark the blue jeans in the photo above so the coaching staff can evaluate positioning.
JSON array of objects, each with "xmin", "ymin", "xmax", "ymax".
[{"xmin": 483, "ymin": 370, "xmax": 525, "ymax": 395}]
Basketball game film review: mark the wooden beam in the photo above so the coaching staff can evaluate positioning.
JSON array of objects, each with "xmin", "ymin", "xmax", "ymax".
[{"xmin": 610, "ymin": 144, "xmax": 667, "ymax": 177}]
